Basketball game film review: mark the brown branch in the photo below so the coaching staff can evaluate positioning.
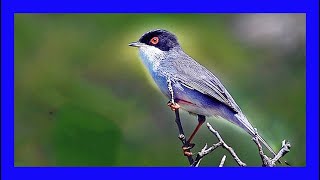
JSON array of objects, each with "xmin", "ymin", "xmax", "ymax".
[{"xmin": 174, "ymin": 109, "xmax": 194, "ymax": 165}]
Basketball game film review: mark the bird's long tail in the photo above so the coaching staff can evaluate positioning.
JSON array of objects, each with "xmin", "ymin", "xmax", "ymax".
[
  {"xmin": 255, "ymin": 132, "xmax": 277, "ymax": 157},
  {"xmin": 232, "ymin": 113, "xmax": 277, "ymax": 157}
]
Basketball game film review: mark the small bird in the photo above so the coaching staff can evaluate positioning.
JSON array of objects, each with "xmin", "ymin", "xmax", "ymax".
[{"xmin": 129, "ymin": 29, "xmax": 276, "ymax": 157}]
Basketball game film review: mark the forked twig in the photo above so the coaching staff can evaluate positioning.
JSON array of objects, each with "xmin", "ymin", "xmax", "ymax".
[{"xmin": 252, "ymin": 133, "xmax": 291, "ymax": 167}]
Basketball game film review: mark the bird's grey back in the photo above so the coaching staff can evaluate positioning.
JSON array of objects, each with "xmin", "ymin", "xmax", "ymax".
[{"xmin": 158, "ymin": 48, "xmax": 243, "ymax": 115}]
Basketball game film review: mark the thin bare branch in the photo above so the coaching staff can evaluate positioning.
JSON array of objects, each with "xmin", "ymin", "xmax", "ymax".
[
  {"xmin": 190, "ymin": 123, "xmax": 246, "ymax": 167},
  {"xmin": 273, "ymin": 140, "xmax": 291, "ymax": 163},
  {"xmin": 219, "ymin": 155, "xmax": 227, "ymax": 167},
  {"xmin": 206, "ymin": 123, "xmax": 247, "ymax": 167},
  {"xmin": 191, "ymin": 142, "xmax": 223, "ymax": 167}
]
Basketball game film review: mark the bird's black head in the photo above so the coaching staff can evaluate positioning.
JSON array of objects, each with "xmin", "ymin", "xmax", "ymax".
[{"xmin": 138, "ymin": 29, "xmax": 180, "ymax": 51}]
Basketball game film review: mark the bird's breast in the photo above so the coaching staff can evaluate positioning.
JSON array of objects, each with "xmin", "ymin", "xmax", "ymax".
[
  {"xmin": 138, "ymin": 48, "xmax": 171, "ymax": 96},
  {"xmin": 138, "ymin": 47, "xmax": 165, "ymax": 73}
]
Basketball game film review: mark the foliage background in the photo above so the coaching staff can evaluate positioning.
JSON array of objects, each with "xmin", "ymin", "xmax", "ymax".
[{"xmin": 14, "ymin": 14, "xmax": 305, "ymax": 166}]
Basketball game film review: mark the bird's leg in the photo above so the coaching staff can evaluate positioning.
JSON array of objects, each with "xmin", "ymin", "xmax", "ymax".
[
  {"xmin": 182, "ymin": 115, "xmax": 206, "ymax": 156},
  {"xmin": 187, "ymin": 115, "xmax": 206, "ymax": 144},
  {"xmin": 166, "ymin": 79, "xmax": 180, "ymax": 111}
]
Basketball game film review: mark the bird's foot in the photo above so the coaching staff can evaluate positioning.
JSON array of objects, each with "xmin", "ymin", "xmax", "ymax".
[
  {"xmin": 167, "ymin": 101, "xmax": 180, "ymax": 111},
  {"xmin": 182, "ymin": 143, "xmax": 195, "ymax": 156}
]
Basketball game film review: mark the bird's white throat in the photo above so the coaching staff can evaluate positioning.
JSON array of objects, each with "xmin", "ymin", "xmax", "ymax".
[{"xmin": 138, "ymin": 46, "xmax": 166, "ymax": 71}]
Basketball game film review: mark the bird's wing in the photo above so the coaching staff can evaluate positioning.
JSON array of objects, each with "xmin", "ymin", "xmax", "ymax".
[{"xmin": 167, "ymin": 55, "xmax": 242, "ymax": 113}]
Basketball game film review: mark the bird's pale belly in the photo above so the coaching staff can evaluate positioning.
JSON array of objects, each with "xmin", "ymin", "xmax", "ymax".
[
  {"xmin": 178, "ymin": 101, "xmax": 212, "ymax": 116},
  {"xmin": 174, "ymin": 86, "xmax": 222, "ymax": 117}
]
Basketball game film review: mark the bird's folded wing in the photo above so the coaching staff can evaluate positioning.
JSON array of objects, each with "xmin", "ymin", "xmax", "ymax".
[{"xmin": 170, "ymin": 58, "xmax": 241, "ymax": 113}]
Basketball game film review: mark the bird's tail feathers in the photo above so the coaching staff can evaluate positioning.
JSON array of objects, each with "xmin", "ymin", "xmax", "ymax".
[
  {"xmin": 256, "ymin": 133, "xmax": 277, "ymax": 157},
  {"xmin": 234, "ymin": 113, "xmax": 277, "ymax": 157}
]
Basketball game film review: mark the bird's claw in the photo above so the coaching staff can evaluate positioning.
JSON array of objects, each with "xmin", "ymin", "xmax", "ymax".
[
  {"xmin": 182, "ymin": 143, "xmax": 195, "ymax": 156},
  {"xmin": 183, "ymin": 151, "xmax": 193, "ymax": 156},
  {"xmin": 167, "ymin": 101, "xmax": 180, "ymax": 111},
  {"xmin": 182, "ymin": 143, "xmax": 195, "ymax": 150}
]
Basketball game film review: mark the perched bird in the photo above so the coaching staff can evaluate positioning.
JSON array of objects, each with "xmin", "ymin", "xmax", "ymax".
[{"xmin": 129, "ymin": 29, "xmax": 276, "ymax": 157}]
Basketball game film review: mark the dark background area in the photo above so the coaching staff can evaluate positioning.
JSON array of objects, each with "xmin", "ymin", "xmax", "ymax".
[{"xmin": 14, "ymin": 14, "xmax": 305, "ymax": 166}]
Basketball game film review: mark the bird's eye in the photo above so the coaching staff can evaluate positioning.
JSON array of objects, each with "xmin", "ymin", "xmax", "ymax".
[{"xmin": 150, "ymin": 37, "xmax": 159, "ymax": 45}]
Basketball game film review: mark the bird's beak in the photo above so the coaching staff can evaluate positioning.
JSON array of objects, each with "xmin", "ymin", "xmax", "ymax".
[{"xmin": 128, "ymin": 41, "xmax": 143, "ymax": 47}]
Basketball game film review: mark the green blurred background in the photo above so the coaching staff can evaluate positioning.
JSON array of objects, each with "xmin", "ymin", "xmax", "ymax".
[{"xmin": 14, "ymin": 14, "xmax": 305, "ymax": 166}]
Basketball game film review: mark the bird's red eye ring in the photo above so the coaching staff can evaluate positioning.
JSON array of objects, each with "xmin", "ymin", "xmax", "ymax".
[{"xmin": 150, "ymin": 37, "xmax": 159, "ymax": 45}]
